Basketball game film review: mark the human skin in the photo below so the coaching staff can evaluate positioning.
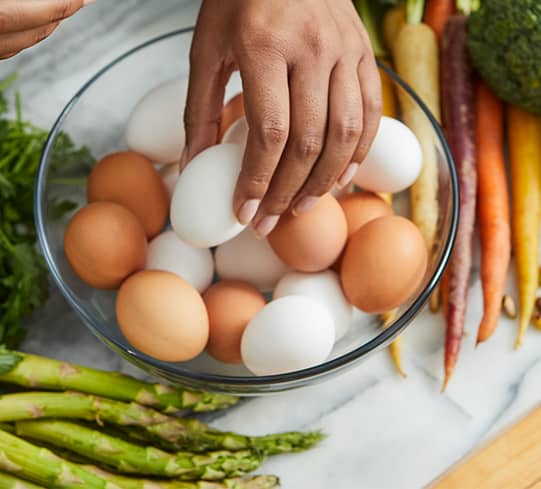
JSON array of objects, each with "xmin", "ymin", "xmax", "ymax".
[
  {"xmin": 0, "ymin": 0, "xmax": 93, "ymax": 59},
  {"xmin": 183, "ymin": 0, "xmax": 382, "ymax": 237}
]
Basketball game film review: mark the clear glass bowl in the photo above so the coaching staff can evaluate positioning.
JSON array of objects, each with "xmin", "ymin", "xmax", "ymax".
[{"xmin": 35, "ymin": 28, "xmax": 458, "ymax": 394}]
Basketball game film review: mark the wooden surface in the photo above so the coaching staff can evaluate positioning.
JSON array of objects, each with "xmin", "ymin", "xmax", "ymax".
[{"xmin": 430, "ymin": 405, "xmax": 541, "ymax": 489}]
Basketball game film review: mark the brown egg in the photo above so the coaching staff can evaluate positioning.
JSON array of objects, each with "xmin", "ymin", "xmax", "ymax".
[
  {"xmin": 341, "ymin": 215, "xmax": 427, "ymax": 314},
  {"xmin": 87, "ymin": 151, "xmax": 168, "ymax": 238},
  {"xmin": 268, "ymin": 193, "xmax": 348, "ymax": 272},
  {"xmin": 338, "ymin": 191, "xmax": 394, "ymax": 237},
  {"xmin": 64, "ymin": 202, "xmax": 147, "ymax": 289},
  {"xmin": 203, "ymin": 280, "xmax": 266, "ymax": 364},
  {"xmin": 218, "ymin": 93, "xmax": 244, "ymax": 141},
  {"xmin": 116, "ymin": 270, "xmax": 209, "ymax": 362}
]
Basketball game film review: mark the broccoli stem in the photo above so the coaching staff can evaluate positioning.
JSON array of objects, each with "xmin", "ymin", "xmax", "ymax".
[{"xmin": 406, "ymin": 0, "xmax": 426, "ymax": 25}]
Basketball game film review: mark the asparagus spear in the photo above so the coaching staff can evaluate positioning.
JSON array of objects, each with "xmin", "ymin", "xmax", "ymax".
[
  {"xmin": 0, "ymin": 392, "xmax": 322, "ymax": 455},
  {"xmin": 85, "ymin": 466, "xmax": 280, "ymax": 489},
  {"xmin": 0, "ymin": 429, "xmax": 121, "ymax": 488},
  {"xmin": 0, "ymin": 472, "xmax": 44, "ymax": 489},
  {"xmin": 15, "ymin": 420, "xmax": 262, "ymax": 480},
  {"xmin": 0, "ymin": 349, "xmax": 237, "ymax": 413}
]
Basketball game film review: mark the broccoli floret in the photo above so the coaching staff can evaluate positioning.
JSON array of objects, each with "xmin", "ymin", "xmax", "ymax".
[{"xmin": 468, "ymin": 0, "xmax": 541, "ymax": 116}]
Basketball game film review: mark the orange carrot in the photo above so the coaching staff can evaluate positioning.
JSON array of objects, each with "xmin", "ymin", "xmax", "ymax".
[
  {"xmin": 475, "ymin": 82, "xmax": 511, "ymax": 344},
  {"xmin": 424, "ymin": 0, "xmax": 455, "ymax": 40},
  {"xmin": 440, "ymin": 268, "xmax": 449, "ymax": 317}
]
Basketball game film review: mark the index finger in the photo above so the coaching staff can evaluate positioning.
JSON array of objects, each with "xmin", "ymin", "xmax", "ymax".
[
  {"xmin": 0, "ymin": 0, "xmax": 85, "ymax": 33},
  {"xmin": 233, "ymin": 54, "xmax": 290, "ymax": 226}
]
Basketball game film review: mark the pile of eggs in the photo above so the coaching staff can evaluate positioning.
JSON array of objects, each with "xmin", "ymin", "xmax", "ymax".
[{"xmin": 63, "ymin": 78, "xmax": 427, "ymax": 376}]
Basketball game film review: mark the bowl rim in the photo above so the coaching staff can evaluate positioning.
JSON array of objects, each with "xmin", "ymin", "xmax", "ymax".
[{"xmin": 35, "ymin": 27, "xmax": 459, "ymax": 387}]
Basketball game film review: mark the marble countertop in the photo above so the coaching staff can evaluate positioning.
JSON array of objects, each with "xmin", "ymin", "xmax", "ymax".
[{"xmin": 2, "ymin": 1, "xmax": 541, "ymax": 488}]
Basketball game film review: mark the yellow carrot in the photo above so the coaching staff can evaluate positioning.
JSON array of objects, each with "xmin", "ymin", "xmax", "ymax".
[
  {"xmin": 508, "ymin": 106, "xmax": 541, "ymax": 347},
  {"xmin": 393, "ymin": 21, "xmax": 440, "ymax": 316},
  {"xmin": 376, "ymin": 67, "xmax": 404, "ymax": 376},
  {"xmin": 381, "ymin": 309, "xmax": 406, "ymax": 377},
  {"xmin": 383, "ymin": 6, "xmax": 406, "ymax": 54}
]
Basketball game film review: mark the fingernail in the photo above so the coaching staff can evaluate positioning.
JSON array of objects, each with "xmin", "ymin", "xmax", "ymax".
[
  {"xmin": 179, "ymin": 146, "xmax": 189, "ymax": 170},
  {"xmin": 254, "ymin": 215, "xmax": 280, "ymax": 238},
  {"xmin": 337, "ymin": 163, "xmax": 360, "ymax": 188},
  {"xmin": 292, "ymin": 195, "xmax": 319, "ymax": 216},
  {"xmin": 83, "ymin": 0, "xmax": 96, "ymax": 5},
  {"xmin": 238, "ymin": 199, "xmax": 260, "ymax": 225}
]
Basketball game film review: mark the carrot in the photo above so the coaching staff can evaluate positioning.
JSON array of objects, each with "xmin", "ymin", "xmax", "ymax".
[
  {"xmin": 381, "ymin": 309, "xmax": 406, "ymax": 377},
  {"xmin": 424, "ymin": 0, "xmax": 455, "ymax": 40},
  {"xmin": 393, "ymin": 17, "xmax": 440, "ymax": 281},
  {"xmin": 475, "ymin": 82, "xmax": 510, "ymax": 344},
  {"xmin": 383, "ymin": 6, "xmax": 406, "ymax": 54},
  {"xmin": 440, "ymin": 268, "xmax": 449, "ymax": 317},
  {"xmin": 441, "ymin": 14, "xmax": 477, "ymax": 391},
  {"xmin": 508, "ymin": 106, "xmax": 541, "ymax": 347}
]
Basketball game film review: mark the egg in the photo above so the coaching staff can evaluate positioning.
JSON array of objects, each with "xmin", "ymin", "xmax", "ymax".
[
  {"xmin": 219, "ymin": 93, "xmax": 244, "ymax": 141},
  {"xmin": 222, "ymin": 116, "xmax": 248, "ymax": 147},
  {"xmin": 87, "ymin": 151, "xmax": 168, "ymax": 239},
  {"xmin": 273, "ymin": 270, "xmax": 352, "ymax": 341},
  {"xmin": 352, "ymin": 116, "xmax": 422, "ymax": 193},
  {"xmin": 145, "ymin": 230, "xmax": 214, "ymax": 292},
  {"xmin": 116, "ymin": 270, "xmax": 209, "ymax": 362},
  {"xmin": 241, "ymin": 296, "xmax": 335, "ymax": 376},
  {"xmin": 341, "ymin": 215, "xmax": 428, "ymax": 313},
  {"xmin": 170, "ymin": 143, "xmax": 246, "ymax": 247},
  {"xmin": 203, "ymin": 280, "xmax": 266, "ymax": 364},
  {"xmin": 215, "ymin": 228, "xmax": 289, "ymax": 291},
  {"xmin": 160, "ymin": 163, "xmax": 179, "ymax": 201},
  {"xmin": 338, "ymin": 191, "xmax": 393, "ymax": 237},
  {"xmin": 268, "ymin": 193, "xmax": 347, "ymax": 272},
  {"xmin": 125, "ymin": 78, "xmax": 188, "ymax": 163},
  {"xmin": 64, "ymin": 202, "xmax": 147, "ymax": 289}
]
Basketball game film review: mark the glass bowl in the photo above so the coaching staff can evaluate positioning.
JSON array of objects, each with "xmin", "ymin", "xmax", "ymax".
[{"xmin": 35, "ymin": 28, "xmax": 458, "ymax": 394}]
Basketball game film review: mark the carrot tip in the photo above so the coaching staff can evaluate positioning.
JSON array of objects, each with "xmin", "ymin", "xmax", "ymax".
[{"xmin": 441, "ymin": 374, "xmax": 451, "ymax": 393}]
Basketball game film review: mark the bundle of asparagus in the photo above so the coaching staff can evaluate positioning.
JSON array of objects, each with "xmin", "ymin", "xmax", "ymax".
[{"xmin": 0, "ymin": 349, "xmax": 323, "ymax": 488}]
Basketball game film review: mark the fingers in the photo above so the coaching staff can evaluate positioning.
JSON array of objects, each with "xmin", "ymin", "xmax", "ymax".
[
  {"xmin": 0, "ymin": 0, "xmax": 84, "ymax": 33},
  {"xmin": 232, "ymin": 54, "xmax": 289, "ymax": 228},
  {"xmin": 351, "ymin": 52, "xmax": 382, "ymax": 165},
  {"xmin": 182, "ymin": 32, "xmax": 232, "ymax": 169},
  {"xmin": 292, "ymin": 60, "xmax": 363, "ymax": 213},
  {"xmin": 0, "ymin": 21, "xmax": 59, "ymax": 57},
  {"xmin": 250, "ymin": 62, "xmax": 330, "ymax": 236}
]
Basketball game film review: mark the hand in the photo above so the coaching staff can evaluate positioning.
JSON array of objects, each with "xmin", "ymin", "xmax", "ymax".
[
  {"xmin": 184, "ymin": 0, "xmax": 382, "ymax": 237},
  {"xmin": 0, "ymin": 0, "xmax": 91, "ymax": 59}
]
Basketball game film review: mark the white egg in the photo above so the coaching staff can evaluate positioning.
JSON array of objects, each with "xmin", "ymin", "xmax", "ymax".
[
  {"xmin": 241, "ymin": 296, "xmax": 335, "ymax": 376},
  {"xmin": 273, "ymin": 270, "xmax": 352, "ymax": 341},
  {"xmin": 222, "ymin": 116, "xmax": 248, "ymax": 147},
  {"xmin": 125, "ymin": 79, "xmax": 188, "ymax": 163},
  {"xmin": 353, "ymin": 116, "xmax": 422, "ymax": 193},
  {"xmin": 170, "ymin": 143, "xmax": 246, "ymax": 247},
  {"xmin": 215, "ymin": 228, "xmax": 289, "ymax": 292},
  {"xmin": 160, "ymin": 163, "xmax": 180, "ymax": 201},
  {"xmin": 145, "ymin": 230, "xmax": 214, "ymax": 292}
]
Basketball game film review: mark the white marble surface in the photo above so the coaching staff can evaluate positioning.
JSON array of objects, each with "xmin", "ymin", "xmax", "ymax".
[{"xmin": 1, "ymin": 2, "xmax": 541, "ymax": 488}]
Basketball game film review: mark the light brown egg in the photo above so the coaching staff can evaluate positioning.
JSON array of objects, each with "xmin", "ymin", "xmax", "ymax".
[
  {"xmin": 116, "ymin": 270, "xmax": 209, "ymax": 362},
  {"xmin": 338, "ymin": 191, "xmax": 394, "ymax": 237},
  {"xmin": 203, "ymin": 280, "xmax": 266, "ymax": 364},
  {"xmin": 341, "ymin": 215, "xmax": 427, "ymax": 314},
  {"xmin": 87, "ymin": 151, "xmax": 168, "ymax": 239},
  {"xmin": 64, "ymin": 202, "xmax": 147, "ymax": 289},
  {"xmin": 218, "ymin": 93, "xmax": 244, "ymax": 141},
  {"xmin": 268, "ymin": 193, "xmax": 348, "ymax": 272}
]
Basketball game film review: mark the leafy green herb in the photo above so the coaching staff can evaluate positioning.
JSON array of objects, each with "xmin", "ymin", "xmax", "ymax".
[{"xmin": 0, "ymin": 75, "xmax": 94, "ymax": 347}]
